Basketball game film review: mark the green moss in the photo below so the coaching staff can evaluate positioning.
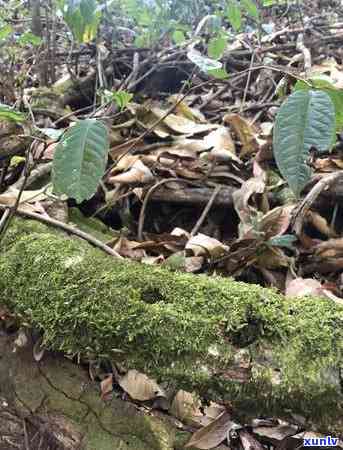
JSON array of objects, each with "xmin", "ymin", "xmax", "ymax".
[{"xmin": 0, "ymin": 219, "xmax": 342, "ymax": 434}]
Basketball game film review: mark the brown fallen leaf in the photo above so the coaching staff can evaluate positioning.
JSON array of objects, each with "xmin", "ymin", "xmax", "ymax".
[
  {"xmin": 253, "ymin": 422, "xmax": 299, "ymax": 443},
  {"xmin": 100, "ymin": 374, "xmax": 113, "ymax": 400},
  {"xmin": 185, "ymin": 411, "xmax": 234, "ymax": 449},
  {"xmin": 152, "ymin": 107, "xmax": 218, "ymax": 135},
  {"xmin": 239, "ymin": 429, "xmax": 264, "ymax": 450},
  {"xmin": 307, "ymin": 210, "xmax": 336, "ymax": 238},
  {"xmin": 233, "ymin": 175, "xmax": 266, "ymax": 236},
  {"xmin": 203, "ymin": 126, "xmax": 238, "ymax": 163},
  {"xmin": 186, "ymin": 234, "xmax": 229, "ymax": 259},
  {"xmin": 286, "ymin": 278, "xmax": 323, "ymax": 298},
  {"xmin": 33, "ymin": 336, "xmax": 46, "ymax": 362},
  {"xmin": 107, "ymin": 160, "xmax": 154, "ymax": 185},
  {"xmin": 223, "ymin": 113, "xmax": 261, "ymax": 156},
  {"xmin": 170, "ymin": 390, "xmax": 203, "ymax": 425},
  {"xmin": 118, "ymin": 369, "xmax": 166, "ymax": 401}
]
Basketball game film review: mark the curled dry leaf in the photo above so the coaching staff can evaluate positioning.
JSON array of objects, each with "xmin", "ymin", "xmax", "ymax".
[
  {"xmin": 167, "ymin": 95, "xmax": 206, "ymax": 123},
  {"xmin": 170, "ymin": 390, "xmax": 203, "ymax": 425},
  {"xmin": 0, "ymin": 187, "xmax": 48, "ymax": 207},
  {"xmin": 239, "ymin": 429, "xmax": 264, "ymax": 450},
  {"xmin": 110, "ymin": 154, "xmax": 140, "ymax": 173},
  {"xmin": 259, "ymin": 205, "xmax": 295, "ymax": 239},
  {"xmin": 253, "ymin": 422, "xmax": 299, "ymax": 442},
  {"xmin": 186, "ymin": 233, "xmax": 229, "ymax": 258},
  {"xmin": 286, "ymin": 277, "xmax": 343, "ymax": 305},
  {"xmin": 307, "ymin": 211, "xmax": 336, "ymax": 238},
  {"xmin": 152, "ymin": 107, "xmax": 218, "ymax": 135},
  {"xmin": 107, "ymin": 160, "xmax": 154, "ymax": 185},
  {"xmin": 233, "ymin": 175, "xmax": 266, "ymax": 235},
  {"xmin": 185, "ymin": 412, "xmax": 234, "ymax": 449},
  {"xmin": 113, "ymin": 237, "xmax": 146, "ymax": 259},
  {"xmin": 315, "ymin": 238, "xmax": 343, "ymax": 258},
  {"xmin": 286, "ymin": 278, "xmax": 324, "ymax": 298},
  {"xmin": 118, "ymin": 369, "xmax": 166, "ymax": 401},
  {"xmin": 14, "ymin": 329, "xmax": 29, "ymax": 349},
  {"xmin": 185, "ymin": 256, "xmax": 204, "ymax": 272},
  {"xmin": 33, "ymin": 336, "xmax": 46, "ymax": 362},
  {"xmin": 100, "ymin": 374, "xmax": 114, "ymax": 400},
  {"xmin": 223, "ymin": 113, "xmax": 261, "ymax": 156},
  {"xmin": 203, "ymin": 126, "xmax": 238, "ymax": 162}
]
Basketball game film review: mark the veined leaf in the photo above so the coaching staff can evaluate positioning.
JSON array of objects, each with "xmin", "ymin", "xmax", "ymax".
[
  {"xmin": 52, "ymin": 119, "xmax": 109, "ymax": 203},
  {"xmin": 273, "ymin": 90, "xmax": 335, "ymax": 197},
  {"xmin": 226, "ymin": 2, "xmax": 242, "ymax": 32},
  {"xmin": 241, "ymin": 0, "xmax": 259, "ymax": 18},
  {"xmin": 295, "ymin": 79, "xmax": 343, "ymax": 131},
  {"xmin": 172, "ymin": 30, "xmax": 186, "ymax": 45},
  {"xmin": 208, "ymin": 35, "xmax": 227, "ymax": 60}
]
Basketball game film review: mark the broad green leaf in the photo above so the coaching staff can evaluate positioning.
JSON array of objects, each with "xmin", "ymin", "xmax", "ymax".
[
  {"xmin": 52, "ymin": 119, "xmax": 109, "ymax": 203},
  {"xmin": 187, "ymin": 49, "xmax": 222, "ymax": 73},
  {"xmin": 208, "ymin": 35, "xmax": 227, "ymax": 60},
  {"xmin": 172, "ymin": 30, "xmax": 186, "ymax": 45},
  {"xmin": 0, "ymin": 104, "xmax": 25, "ymax": 122},
  {"xmin": 295, "ymin": 79, "xmax": 343, "ymax": 131},
  {"xmin": 80, "ymin": 0, "xmax": 97, "ymax": 23},
  {"xmin": 226, "ymin": 2, "xmax": 242, "ymax": 32},
  {"xmin": 273, "ymin": 90, "xmax": 335, "ymax": 197},
  {"xmin": 241, "ymin": 0, "xmax": 259, "ymax": 18}
]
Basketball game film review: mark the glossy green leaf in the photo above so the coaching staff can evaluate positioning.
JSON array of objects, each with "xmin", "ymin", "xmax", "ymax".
[
  {"xmin": 52, "ymin": 119, "xmax": 109, "ymax": 203},
  {"xmin": 172, "ymin": 30, "xmax": 186, "ymax": 45},
  {"xmin": 295, "ymin": 79, "xmax": 343, "ymax": 132},
  {"xmin": 273, "ymin": 90, "xmax": 335, "ymax": 197},
  {"xmin": 58, "ymin": 0, "xmax": 100, "ymax": 43},
  {"xmin": 241, "ymin": 0, "xmax": 259, "ymax": 18},
  {"xmin": 226, "ymin": 2, "xmax": 242, "ymax": 32},
  {"xmin": 208, "ymin": 35, "xmax": 227, "ymax": 60}
]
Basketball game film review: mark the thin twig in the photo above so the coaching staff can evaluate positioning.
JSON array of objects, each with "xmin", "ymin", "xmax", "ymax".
[
  {"xmin": 138, "ymin": 178, "xmax": 192, "ymax": 241},
  {"xmin": 190, "ymin": 185, "xmax": 222, "ymax": 237},
  {"xmin": 0, "ymin": 204, "xmax": 123, "ymax": 259},
  {"xmin": 240, "ymin": 51, "xmax": 256, "ymax": 114}
]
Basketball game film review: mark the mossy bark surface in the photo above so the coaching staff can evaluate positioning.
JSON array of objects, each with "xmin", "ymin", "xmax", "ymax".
[
  {"xmin": 0, "ymin": 335, "xmax": 179, "ymax": 450},
  {"xmin": 0, "ymin": 219, "xmax": 342, "ymax": 435}
]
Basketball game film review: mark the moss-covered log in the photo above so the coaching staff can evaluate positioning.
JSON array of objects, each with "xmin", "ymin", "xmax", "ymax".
[
  {"xmin": 0, "ymin": 219, "xmax": 342, "ymax": 436},
  {"xmin": 0, "ymin": 334, "xmax": 186, "ymax": 450}
]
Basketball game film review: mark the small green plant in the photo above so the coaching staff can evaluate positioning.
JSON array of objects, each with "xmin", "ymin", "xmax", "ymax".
[
  {"xmin": 273, "ymin": 90, "xmax": 336, "ymax": 197},
  {"xmin": 103, "ymin": 89, "xmax": 133, "ymax": 111},
  {"xmin": 52, "ymin": 119, "xmax": 109, "ymax": 203},
  {"xmin": 57, "ymin": 0, "xmax": 101, "ymax": 43}
]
